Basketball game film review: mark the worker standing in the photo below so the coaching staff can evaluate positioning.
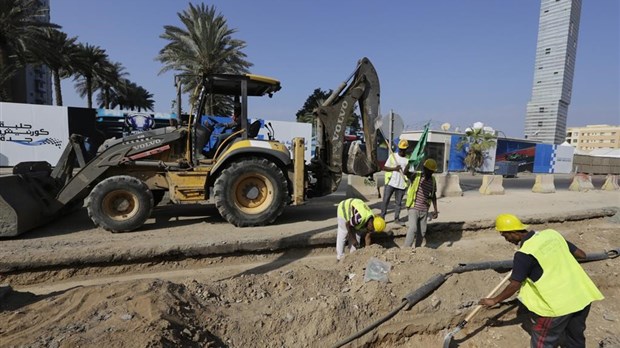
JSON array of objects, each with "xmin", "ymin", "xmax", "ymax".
[
  {"xmin": 336, "ymin": 198, "xmax": 386, "ymax": 260},
  {"xmin": 403, "ymin": 158, "xmax": 438, "ymax": 248},
  {"xmin": 380, "ymin": 139, "xmax": 410, "ymax": 226},
  {"xmin": 479, "ymin": 214, "xmax": 604, "ymax": 347}
]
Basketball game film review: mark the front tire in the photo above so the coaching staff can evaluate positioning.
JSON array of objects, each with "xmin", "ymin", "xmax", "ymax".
[
  {"xmin": 87, "ymin": 175, "xmax": 154, "ymax": 232},
  {"xmin": 214, "ymin": 157, "xmax": 288, "ymax": 227}
]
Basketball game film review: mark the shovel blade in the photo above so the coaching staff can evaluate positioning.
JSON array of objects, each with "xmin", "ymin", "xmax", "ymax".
[{"xmin": 442, "ymin": 326, "xmax": 461, "ymax": 348}]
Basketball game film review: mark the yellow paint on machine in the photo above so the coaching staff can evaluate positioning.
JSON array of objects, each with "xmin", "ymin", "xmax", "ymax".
[{"xmin": 219, "ymin": 140, "xmax": 290, "ymax": 158}]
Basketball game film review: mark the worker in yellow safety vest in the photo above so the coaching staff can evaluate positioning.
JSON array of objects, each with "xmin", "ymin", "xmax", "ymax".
[
  {"xmin": 479, "ymin": 214, "xmax": 604, "ymax": 347},
  {"xmin": 335, "ymin": 198, "xmax": 386, "ymax": 260},
  {"xmin": 380, "ymin": 139, "xmax": 410, "ymax": 226},
  {"xmin": 403, "ymin": 158, "xmax": 438, "ymax": 248}
]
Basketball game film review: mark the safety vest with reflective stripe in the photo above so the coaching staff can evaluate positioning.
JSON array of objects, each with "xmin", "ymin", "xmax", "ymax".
[
  {"xmin": 405, "ymin": 172, "xmax": 436, "ymax": 208},
  {"xmin": 337, "ymin": 198, "xmax": 373, "ymax": 230},
  {"xmin": 518, "ymin": 229, "xmax": 604, "ymax": 317}
]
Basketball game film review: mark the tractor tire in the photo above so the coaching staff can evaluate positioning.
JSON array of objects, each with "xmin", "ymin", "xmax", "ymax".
[
  {"xmin": 214, "ymin": 157, "xmax": 288, "ymax": 227},
  {"xmin": 87, "ymin": 175, "xmax": 154, "ymax": 233}
]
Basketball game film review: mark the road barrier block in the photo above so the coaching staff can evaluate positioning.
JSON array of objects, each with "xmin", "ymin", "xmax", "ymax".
[
  {"xmin": 347, "ymin": 174, "xmax": 379, "ymax": 201},
  {"xmin": 601, "ymin": 174, "xmax": 620, "ymax": 191},
  {"xmin": 479, "ymin": 175, "xmax": 505, "ymax": 195},
  {"xmin": 568, "ymin": 173, "xmax": 595, "ymax": 192},
  {"xmin": 532, "ymin": 174, "xmax": 556, "ymax": 193},
  {"xmin": 436, "ymin": 173, "xmax": 463, "ymax": 198}
]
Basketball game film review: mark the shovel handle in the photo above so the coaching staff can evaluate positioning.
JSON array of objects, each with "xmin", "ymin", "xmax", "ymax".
[{"xmin": 464, "ymin": 271, "xmax": 512, "ymax": 322}]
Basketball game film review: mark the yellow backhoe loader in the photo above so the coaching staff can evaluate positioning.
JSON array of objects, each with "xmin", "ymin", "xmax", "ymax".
[{"xmin": 0, "ymin": 57, "xmax": 382, "ymax": 236}]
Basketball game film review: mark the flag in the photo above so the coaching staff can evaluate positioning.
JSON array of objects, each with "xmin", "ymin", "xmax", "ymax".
[{"xmin": 408, "ymin": 122, "xmax": 430, "ymax": 168}]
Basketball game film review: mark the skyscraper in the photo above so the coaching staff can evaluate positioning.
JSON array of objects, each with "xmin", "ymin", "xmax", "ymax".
[
  {"xmin": 10, "ymin": 0, "xmax": 53, "ymax": 105},
  {"xmin": 525, "ymin": 0, "xmax": 581, "ymax": 144}
]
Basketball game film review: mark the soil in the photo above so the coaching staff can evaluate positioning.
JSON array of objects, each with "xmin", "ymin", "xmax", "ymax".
[{"xmin": 1, "ymin": 217, "xmax": 619, "ymax": 348}]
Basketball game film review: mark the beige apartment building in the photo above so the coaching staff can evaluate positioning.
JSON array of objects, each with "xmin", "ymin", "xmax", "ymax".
[{"xmin": 566, "ymin": 125, "xmax": 620, "ymax": 152}]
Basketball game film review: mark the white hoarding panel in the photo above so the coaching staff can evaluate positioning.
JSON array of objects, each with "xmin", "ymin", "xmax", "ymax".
[
  {"xmin": 0, "ymin": 103, "xmax": 69, "ymax": 166},
  {"xmin": 553, "ymin": 144, "xmax": 574, "ymax": 174},
  {"xmin": 256, "ymin": 120, "xmax": 312, "ymax": 163}
]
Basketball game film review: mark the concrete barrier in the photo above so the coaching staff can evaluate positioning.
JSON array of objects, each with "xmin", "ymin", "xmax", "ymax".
[
  {"xmin": 601, "ymin": 174, "xmax": 620, "ymax": 191},
  {"xmin": 436, "ymin": 173, "xmax": 463, "ymax": 198},
  {"xmin": 347, "ymin": 174, "xmax": 380, "ymax": 201},
  {"xmin": 479, "ymin": 175, "xmax": 505, "ymax": 195},
  {"xmin": 532, "ymin": 174, "xmax": 556, "ymax": 193},
  {"xmin": 568, "ymin": 173, "xmax": 595, "ymax": 192}
]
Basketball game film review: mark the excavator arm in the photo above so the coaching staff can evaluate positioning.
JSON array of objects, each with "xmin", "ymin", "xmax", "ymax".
[{"xmin": 307, "ymin": 57, "xmax": 381, "ymax": 197}]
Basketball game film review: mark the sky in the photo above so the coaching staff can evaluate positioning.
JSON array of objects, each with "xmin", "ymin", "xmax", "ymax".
[{"xmin": 52, "ymin": 0, "xmax": 619, "ymax": 138}]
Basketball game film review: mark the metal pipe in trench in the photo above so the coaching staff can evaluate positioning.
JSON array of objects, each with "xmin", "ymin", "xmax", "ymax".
[{"xmin": 331, "ymin": 248, "xmax": 619, "ymax": 348}]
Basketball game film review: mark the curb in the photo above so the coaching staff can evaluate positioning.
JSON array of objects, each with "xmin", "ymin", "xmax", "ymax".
[{"xmin": 2, "ymin": 207, "xmax": 618, "ymax": 273}]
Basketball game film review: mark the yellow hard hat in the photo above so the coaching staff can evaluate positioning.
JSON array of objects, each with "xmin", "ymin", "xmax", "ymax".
[
  {"xmin": 495, "ymin": 213, "xmax": 528, "ymax": 233},
  {"xmin": 373, "ymin": 216, "xmax": 386, "ymax": 233},
  {"xmin": 398, "ymin": 139, "xmax": 408, "ymax": 149},
  {"xmin": 423, "ymin": 158, "xmax": 437, "ymax": 172}
]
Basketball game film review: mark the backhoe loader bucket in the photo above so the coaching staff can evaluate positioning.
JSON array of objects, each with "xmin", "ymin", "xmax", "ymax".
[{"xmin": 0, "ymin": 163, "xmax": 64, "ymax": 237}]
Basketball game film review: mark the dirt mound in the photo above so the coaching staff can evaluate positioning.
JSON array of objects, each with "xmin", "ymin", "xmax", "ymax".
[{"xmin": 1, "ymin": 219, "xmax": 619, "ymax": 347}]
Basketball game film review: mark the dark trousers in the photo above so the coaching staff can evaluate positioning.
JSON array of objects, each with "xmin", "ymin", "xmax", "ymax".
[
  {"xmin": 380, "ymin": 185, "xmax": 405, "ymax": 221},
  {"xmin": 529, "ymin": 304, "xmax": 590, "ymax": 348}
]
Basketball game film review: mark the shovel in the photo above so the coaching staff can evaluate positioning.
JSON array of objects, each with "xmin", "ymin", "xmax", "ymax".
[{"xmin": 442, "ymin": 271, "xmax": 512, "ymax": 348}]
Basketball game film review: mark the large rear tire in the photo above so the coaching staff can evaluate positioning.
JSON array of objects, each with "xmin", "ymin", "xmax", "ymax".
[
  {"xmin": 214, "ymin": 157, "xmax": 288, "ymax": 227},
  {"xmin": 87, "ymin": 175, "xmax": 154, "ymax": 232}
]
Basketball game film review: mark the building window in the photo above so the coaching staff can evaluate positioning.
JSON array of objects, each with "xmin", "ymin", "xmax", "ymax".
[
  {"xmin": 538, "ymin": 66, "xmax": 543, "ymax": 70},
  {"xmin": 554, "ymin": 71, "xmax": 558, "ymax": 75},
  {"xmin": 537, "ymin": 81, "xmax": 542, "ymax": 84},
  {"xmin": 545, "ymin": 48, "xmax": 551, "ymax": 54},
  {"xmin": 538, "ymin": 121, "xmax": 543, "ymax": 127},
  {"xmin": 539, "ymin": 107, "xmax": 545, "ymax": 113}
]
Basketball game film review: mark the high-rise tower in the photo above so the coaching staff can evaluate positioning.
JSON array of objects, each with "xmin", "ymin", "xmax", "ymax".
[
  {"xmin": 525, "ymin": 0, "xmax": 581, "ymax": 144},
  {"xmin": 10, "ymin": 0, "xmax": 53, "ymax": 105}
]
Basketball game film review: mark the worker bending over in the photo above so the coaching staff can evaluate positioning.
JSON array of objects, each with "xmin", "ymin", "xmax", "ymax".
[
  {"xmin": 336, "ymin": 198, "xmax": 385, "ymax": 260},
  {"xmin": 479, "ymin": 214, "xmax": 604, "ymax": 347}
]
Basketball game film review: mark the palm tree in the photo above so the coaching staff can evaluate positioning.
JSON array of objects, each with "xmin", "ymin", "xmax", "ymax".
[
  {"xmin": 106, "ymin": 78, "xmax": 154, "ymax": 112},
  {"xmin": 456, "ymin": 126, "xmax": 497, "ymax": 175},
  {"xmin": 72, "ymin": 43, "xmax": 110, "ymax": 108},
  {"xmin": 96, "ymin": 61, "xmax": 127, "ymax": 109},
  {"xmin": 156, "ymin": 3, "xmax": 252, "ymax": 115},
  {"xmin": 28, "ymin": 28, "xmax": 78, "ymax": 106},
  {"xmin": 0, "ymin": 0, "xmax": 58, "ymax": 101}
]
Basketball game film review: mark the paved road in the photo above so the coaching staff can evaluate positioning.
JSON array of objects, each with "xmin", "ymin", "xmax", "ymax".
[{"xmin": 1, "ymin": 171, "xmax": 618, "ymax": 272}]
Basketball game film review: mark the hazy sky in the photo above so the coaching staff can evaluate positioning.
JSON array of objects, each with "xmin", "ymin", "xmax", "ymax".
[{"xmin": 52, "ymin": 0, "xmax": 619, "ymax": 137}]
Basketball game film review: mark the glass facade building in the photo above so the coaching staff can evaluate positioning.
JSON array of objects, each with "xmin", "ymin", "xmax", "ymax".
[{"xmin": 525, "ymin": 0, "xmax": 581, "ymax": 144}]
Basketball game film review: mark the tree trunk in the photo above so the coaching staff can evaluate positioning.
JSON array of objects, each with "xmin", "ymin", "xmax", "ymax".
[
  {"xmin": 87, "ymin": 77, "xmax": 93, "ymax": 109},
  {"xmin": 53, "ymin": 69, "xmax": 62, "ymax": 106}
]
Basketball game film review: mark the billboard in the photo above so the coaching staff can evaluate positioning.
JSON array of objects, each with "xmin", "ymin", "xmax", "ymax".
[
  {"xmin": 447, "ymin": 134, "xmax": 496, "ymax": 173},
  {"xmin": 0, "ymin": 103, "xmax": 69, "ymax": 166},
  {"xmin": 495, "ymin": 139, "xmax": 537, "ymax": 172},
  {"xmin": 533, "ymin": 143, "xmax": 574, "ymax": 174}
]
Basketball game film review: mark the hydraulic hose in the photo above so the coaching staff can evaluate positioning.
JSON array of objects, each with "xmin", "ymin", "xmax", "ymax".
[{"xmin": 331, "ymin": 248, "xmax": 619, "ymax": 348}]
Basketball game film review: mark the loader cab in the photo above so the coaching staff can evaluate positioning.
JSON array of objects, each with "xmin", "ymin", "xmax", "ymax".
[{"xmin": 192, "ymin": 74, "xmax": 281, "ymax": 163}]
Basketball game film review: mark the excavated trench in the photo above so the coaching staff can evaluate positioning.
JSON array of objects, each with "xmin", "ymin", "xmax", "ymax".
[{"xmin": 1, "ymin": 218, "xmax": 619, "ymax": 347}]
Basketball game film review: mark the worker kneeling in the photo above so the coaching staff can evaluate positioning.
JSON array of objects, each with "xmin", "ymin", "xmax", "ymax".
[{"xmin": 336, "ymin": 198, "xmax": 386, "ymax": 260}]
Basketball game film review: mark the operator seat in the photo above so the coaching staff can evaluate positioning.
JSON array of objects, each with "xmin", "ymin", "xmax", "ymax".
[{"xmin": 248, "ymin": 120, "xmax": 262, "ymax": 138}]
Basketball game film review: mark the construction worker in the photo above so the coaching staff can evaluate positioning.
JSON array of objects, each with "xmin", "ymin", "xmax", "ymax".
[
  {"xmin": 479, "ymin": 214, "xmax": 604, "ymax": 347},
  {"xmin": 403, "ymin": 158, "xmax": 438, "ymax": 248},
  {"xmin": 336, "ymin": 198, "xmax": 386, "ymax": 260},
  {"xmin": 380, "ymin": 139, "xmax": 410, "ymax": 226}
]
